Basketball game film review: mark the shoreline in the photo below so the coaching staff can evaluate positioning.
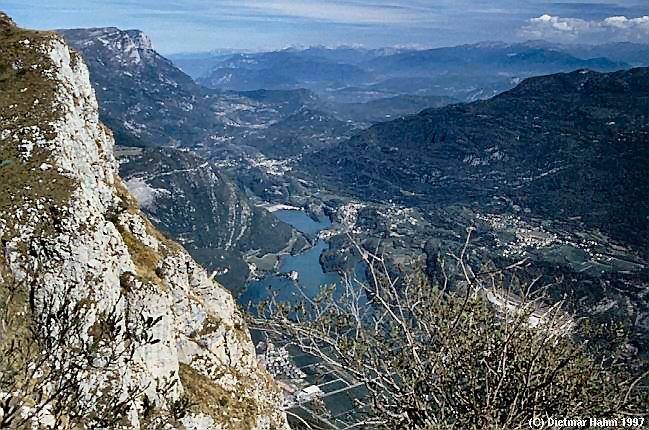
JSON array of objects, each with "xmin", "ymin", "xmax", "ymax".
[{"xmin": 242, "ymin": 208, "xmax": 334, "ymax": 285}]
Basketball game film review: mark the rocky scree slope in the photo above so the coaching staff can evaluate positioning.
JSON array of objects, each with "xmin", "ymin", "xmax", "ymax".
[{"xmin": 0, "ymin": 14, "xmax": 287, "ymax": 429}]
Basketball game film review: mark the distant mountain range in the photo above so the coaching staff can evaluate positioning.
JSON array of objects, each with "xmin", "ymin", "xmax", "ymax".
[
  {"xmin": 59, "ymin": 28, "xmax": 458, "ymax": 153},
  {"xmin": 175, "ymin": 41, "xmax": 645, "ymax": 103},
  {"xmin": 168, "ymin": 45, "xmax": 411, "ymax": 80},
  {"xmin": 199, "ymin": 50, "xmax": 373, "ymax": 90},
  {"xmin": 528, "ymin": 41, "xmax": 649, "ymax": 67},
  {"xmin": 57, "ymin": 26, "xmax": 649, "ymax": 294},
  {"xmin": 365, "ymin": 41, "xmax": 624, "ymax": 76}
]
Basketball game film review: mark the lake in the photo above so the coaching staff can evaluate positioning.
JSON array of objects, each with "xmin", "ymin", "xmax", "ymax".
[
  {"xmin": 243, "ymin": 210, "xmax": 369, "ymax": 426},
  {"xmin": 238, "ymin": 209, "xmax": 342, "ymax": 306}
]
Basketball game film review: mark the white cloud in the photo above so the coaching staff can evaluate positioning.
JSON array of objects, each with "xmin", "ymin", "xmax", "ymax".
[{"xmin": 520, "ymin": 14, "xmax": 649, "ymax": 43}]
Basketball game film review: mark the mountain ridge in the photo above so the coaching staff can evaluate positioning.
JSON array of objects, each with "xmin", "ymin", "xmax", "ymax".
[
  {"xmin": 194, "ymin": 40, "xmax": 634, "ymax": 103},
  {"xmin": 301, "ymin": 67, "xmax": 649, "ymax": 253}
]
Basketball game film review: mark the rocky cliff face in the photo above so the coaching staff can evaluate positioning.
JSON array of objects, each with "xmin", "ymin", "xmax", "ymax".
[{"xmin": 0, "ymin": 13, "xmax": 287, "ymax": 429}]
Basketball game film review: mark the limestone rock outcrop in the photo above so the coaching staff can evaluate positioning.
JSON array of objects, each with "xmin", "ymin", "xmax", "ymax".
[{"xmin": 0, "ymin": 15, "xmax": 287, "ymax": 429}]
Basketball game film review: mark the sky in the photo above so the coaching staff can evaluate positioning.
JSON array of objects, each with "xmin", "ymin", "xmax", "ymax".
[{"xmin": 2, "ymin": 1, "xmax": 649, "ymax": 54}]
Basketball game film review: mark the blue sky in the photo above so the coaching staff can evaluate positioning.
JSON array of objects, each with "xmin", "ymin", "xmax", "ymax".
[{"xmin": 3, "ymin": 1, "xmax": 648, "ymax": 53}]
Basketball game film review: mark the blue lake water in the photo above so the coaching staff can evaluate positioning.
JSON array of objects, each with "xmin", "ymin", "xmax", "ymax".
[
  {"xmin": 273, "ymin": 209, "xmax": 330, "ymax": 237},
  {"xmin": 239, "ymin": 210, "xmax": 342, "ymax": 306},
  {"xmin": 243, "ymin": 210, "xmax": 369, "ymax": 424}
]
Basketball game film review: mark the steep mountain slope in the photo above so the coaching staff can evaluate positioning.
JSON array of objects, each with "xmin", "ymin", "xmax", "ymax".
[
  {"xmin": 118, "ymin": 147, "xmax": 300, "ymax": 290},
  {"xmin": 58, "ymin": 27, "xmax": 216, "ymax": 147},
  {"xmin": 0, "ymin": 15, "xmax": 287, "ymax": 429},
  {"xmin": 303, "ymin": 68, "xmax": 649, "ymax": 253},
  {"xmin": 57, "ymin": 28, "xmax": 318, "ymax": 150}
]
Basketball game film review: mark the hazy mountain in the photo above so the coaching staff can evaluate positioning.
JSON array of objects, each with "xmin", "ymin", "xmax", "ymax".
[
  {"xmin": 168, "ymin": 49, "xmax": 249, "ymax": 78},
  {"xmin": 169, "ymin": 46, "xmax": 408, "ymax": 80},
  {"xmin": 559, "ymin": 42, "xmax": 649, "ymax": 68},
  {"xmin": 286, "ymin": 45, "xmax": 414, "ymax": 65},
  {"xmin": 361, "ymin": 42, "xmax": 629, "ymax": 101},
  {"xmin": 192, "ymin": 41, "xmax": 629, "ymax": 103},
  {"xmin": 198, "ymin": 50, "xmax": 373, "ymax": 92},
  {"xmin": 365, "ymin": 42, "xmax": 626, "ymax": 76},
  {"xmin": 200, "ymin": 66, "xmax": 300, "ymax": 91}
]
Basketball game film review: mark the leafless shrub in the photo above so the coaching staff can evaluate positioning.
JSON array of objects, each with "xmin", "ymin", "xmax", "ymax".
[
  {"xmin": 254, "ymin": 231, "xmax": 648, "ymax": 429},
  {"xmin": 0, "ymin": 272, "xmax": 178, "ymax": 429}
]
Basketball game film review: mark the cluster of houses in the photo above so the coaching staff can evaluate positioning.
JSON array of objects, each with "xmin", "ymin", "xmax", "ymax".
[{"xmin": 257, "ymin": 340, "xmax": 324, "ymax": 408}]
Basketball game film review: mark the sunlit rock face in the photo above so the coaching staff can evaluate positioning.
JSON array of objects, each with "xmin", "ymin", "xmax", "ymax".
[{"xmin": 0, "ymin": 14, "xmax": 287, "ymax": 429}]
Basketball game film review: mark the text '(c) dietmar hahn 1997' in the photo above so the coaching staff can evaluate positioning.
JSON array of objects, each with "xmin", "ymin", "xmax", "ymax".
[{"xmin": 528, "ymin": 417, "xmax": 645, "ymax": 428}]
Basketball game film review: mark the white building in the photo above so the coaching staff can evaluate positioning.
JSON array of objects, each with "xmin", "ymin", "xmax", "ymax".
[{"xmin": 297, "ymin": 385, "xmax": 323, "ymax": 403}]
